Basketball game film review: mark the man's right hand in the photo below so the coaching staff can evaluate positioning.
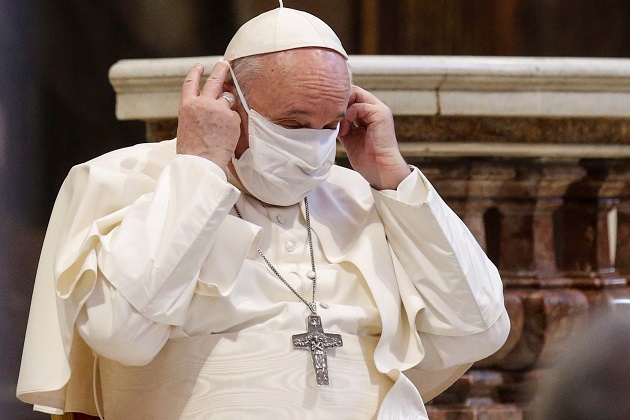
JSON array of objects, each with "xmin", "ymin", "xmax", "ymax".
[{"xmin": 176, "ymin": 62, "xmax": 241, "ymax": 168}]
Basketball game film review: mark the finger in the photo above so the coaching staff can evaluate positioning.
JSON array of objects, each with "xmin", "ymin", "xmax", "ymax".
[
  {"xmin": 338, "ymin": 119, "xmax": 352, "ymax": 138},
  {"xmin": 201, "ymin": 61, "xmax": 231, "ymax": 98},
  {"xmin": 350, "ymin": 85, "xmax": 383, "ymax": 107},
  {"xmin": 181, "ymin": 64, "xmax": 204, "ymax": 101},
  {"xmin": 345, "ymin": 102, "xmax": 380, "ymax": 125},
  {"xmin": 338, "ymin": 118, "xmax": 366, "ymax": 143}
]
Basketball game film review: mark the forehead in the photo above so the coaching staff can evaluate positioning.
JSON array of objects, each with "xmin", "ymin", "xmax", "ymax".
[
  {"xmin": 258, "ymin": 48, "xmax": 349, "ymax": 84},
  {"xmin": 247, "ymin": 49, "xmax": 351, "ymax": 116}
]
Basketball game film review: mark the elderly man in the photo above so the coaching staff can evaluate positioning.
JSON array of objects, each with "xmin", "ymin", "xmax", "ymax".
[{"xmin": 18, "ymin": 5, "xmax": 509, "ymax": 419}]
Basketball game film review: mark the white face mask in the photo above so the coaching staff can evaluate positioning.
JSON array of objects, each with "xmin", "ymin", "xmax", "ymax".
[{"xmin": 228, "ymin": 65, "xmax": 339, "ymax": 206}]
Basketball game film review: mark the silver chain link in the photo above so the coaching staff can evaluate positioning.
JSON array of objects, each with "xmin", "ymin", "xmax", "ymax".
[{"xmin": 233, "ymin": 198, "xmax": 317, "ymax": 315}]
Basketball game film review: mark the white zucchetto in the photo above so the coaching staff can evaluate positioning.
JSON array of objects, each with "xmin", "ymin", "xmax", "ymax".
[{"xmin": 223, "ymin": 5, "xmax": 348, "ymax": 61}]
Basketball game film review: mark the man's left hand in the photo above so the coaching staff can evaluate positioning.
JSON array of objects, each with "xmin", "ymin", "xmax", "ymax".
[{"xmin": 338, "ymin": 86, "xmax": 411, "ymax": 190}]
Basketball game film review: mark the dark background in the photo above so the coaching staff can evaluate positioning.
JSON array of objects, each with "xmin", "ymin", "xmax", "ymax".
[{"xmin": 2, "ymin": 0, "xmax": 630, "ymax": 417}]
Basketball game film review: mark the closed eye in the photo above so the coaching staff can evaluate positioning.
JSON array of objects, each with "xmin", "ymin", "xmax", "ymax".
[{"xmin": 279, "ymin": 121, "xmax": 309, "ymax": 129}]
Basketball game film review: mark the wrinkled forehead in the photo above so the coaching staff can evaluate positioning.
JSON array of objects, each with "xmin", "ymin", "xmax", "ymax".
[
  {"xmin": 231, "ymin": 48, "xmax": 351, "ymax": 93},
  {"xmin": 264, "ymin": 50, "xmax": 350, "ymax": 99},
  {"xmin": 231, "ymin": 49, "xmax": 351, "ymax": 125},
  {"xmin": 272, "ymin": 49, "xmax": 348, "ymax": 78}
]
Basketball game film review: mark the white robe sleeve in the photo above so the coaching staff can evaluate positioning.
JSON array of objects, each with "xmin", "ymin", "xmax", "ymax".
[
  {"xmin": 373, "ymin": 167, "xmax": 509, "ymax": 370},
  {"xmin": 92, "ymin": 155, "xmax": 238, "ymax": 323},
  {"xmin": 76, "ymin": 274, "xmax": 171, "ymax": 366},
  {"xmin": 59, "ymin": 153, "xmax": 241, "ymax": 365},
  {"xmin": 17, "ymin": 142, "xmax": 265, "ymax": 413}
]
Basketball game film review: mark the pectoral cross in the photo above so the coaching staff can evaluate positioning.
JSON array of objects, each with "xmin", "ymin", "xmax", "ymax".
[{"xmin": 292, "ymin": 314, "xmax": 343, "ymax": 386}]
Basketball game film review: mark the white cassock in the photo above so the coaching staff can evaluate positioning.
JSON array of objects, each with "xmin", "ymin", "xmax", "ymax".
[{"xmin": 17, "ymin": 139, "xmax": 509, "ymax": 419}]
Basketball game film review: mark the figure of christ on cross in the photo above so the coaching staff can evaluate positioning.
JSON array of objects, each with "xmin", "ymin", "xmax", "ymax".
[{"xmin": 292, "ymin": 314, "xmax": 344, "ymax": 386}]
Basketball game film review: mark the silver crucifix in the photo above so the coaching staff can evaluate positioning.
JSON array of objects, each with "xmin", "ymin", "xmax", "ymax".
[{"xmin": 292, "ymin": 314, "xmax": 343, "ymax": 386}]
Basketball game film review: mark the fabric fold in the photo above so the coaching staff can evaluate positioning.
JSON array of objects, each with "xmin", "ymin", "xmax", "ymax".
[
  {"xmin": 17, "ymin": 143, "xmax": 509, "ymax": 417},
  {"xmin": 373, "ymin": 169, "xmax": 505, "ymax": 337},
  {"xmin": 17, "ymin": 140, "xmax": 241, "ymax": 411},
  {"xmin": 196, "ymin": 214, "xmax": 262, "ymax": 297}
]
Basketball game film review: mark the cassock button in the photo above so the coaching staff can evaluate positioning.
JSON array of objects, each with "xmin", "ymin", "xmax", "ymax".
[
  {"xmin": 285, "ymin": 241, "xmax": 297, "ymax": 252},
  {"xmin": 319, "ymin": 301, "xmax": 329, "ymax": 309},
  {"xmin": 276, "ymin": 214, "xmax": 286, "ymax": 224}
]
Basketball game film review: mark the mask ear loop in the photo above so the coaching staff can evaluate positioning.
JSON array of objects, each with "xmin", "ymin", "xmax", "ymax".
[{"xmin": 226, "ymin": 62, "xmax": 251, "ymax": 114}]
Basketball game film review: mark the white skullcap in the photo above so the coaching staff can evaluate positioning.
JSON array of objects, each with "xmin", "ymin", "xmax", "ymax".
[{"xmin": 224, "ymin": 5, "xmax": 348, "ymax": 61}]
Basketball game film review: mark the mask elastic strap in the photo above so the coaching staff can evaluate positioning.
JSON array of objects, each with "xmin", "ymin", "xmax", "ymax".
[{"xmin": 226, "ymin": 62, "xmax": 251, "ymax": 114}]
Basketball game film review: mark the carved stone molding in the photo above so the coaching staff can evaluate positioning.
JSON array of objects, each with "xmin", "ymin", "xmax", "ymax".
[{"xmin": 110, "ymin": 55, "xmax": 630, "ymax": 120}]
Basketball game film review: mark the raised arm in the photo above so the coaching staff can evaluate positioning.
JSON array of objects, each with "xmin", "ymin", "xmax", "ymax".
[
  {"xmin": 72, "ymin": 62, "xmax": 245, "ymax": 365},
  {"xmin": 338, "ymin": 85, "xmax": 411, "ymax": 190}
]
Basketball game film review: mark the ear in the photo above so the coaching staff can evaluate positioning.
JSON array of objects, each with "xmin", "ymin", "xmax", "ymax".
[{"xmin": 222, "ymin": 79, "xmax": 234, "ymax": 93}]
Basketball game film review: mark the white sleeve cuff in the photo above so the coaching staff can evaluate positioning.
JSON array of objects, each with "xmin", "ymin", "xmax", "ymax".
[{"xmin": 377, "ymin": 166, "xmax": 430, "ymax": 204}]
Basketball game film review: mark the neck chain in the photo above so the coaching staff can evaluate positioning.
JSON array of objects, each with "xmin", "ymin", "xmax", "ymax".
[
  {"xmin": 234, "ymin": 198, "xmax": 317, "ymax": 313},
  {"xmin": 233, "ymin": 197, "xmax": 343, "ymax": 386}
]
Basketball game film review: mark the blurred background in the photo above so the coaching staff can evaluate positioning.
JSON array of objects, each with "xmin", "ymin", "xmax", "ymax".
[{"xmin": 2, "ymin": 0, "xmax": 630, "ymax": 417}]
